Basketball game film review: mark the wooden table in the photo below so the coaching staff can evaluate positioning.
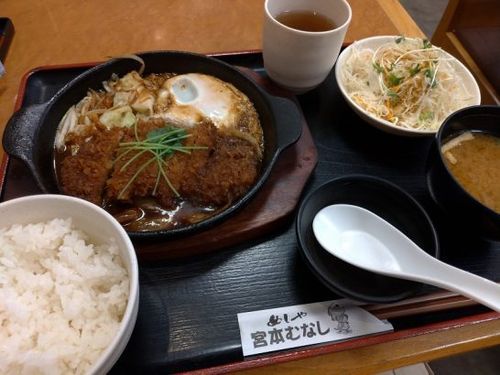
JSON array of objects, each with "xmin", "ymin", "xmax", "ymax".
[{"xmin": 1, "ymin": 1, "xmax": 499, "ymax": 374}]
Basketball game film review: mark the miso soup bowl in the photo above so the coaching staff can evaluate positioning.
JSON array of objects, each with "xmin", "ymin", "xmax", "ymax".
[{"xmin": 426, "ymin": 105, "xmax": 500, "ymax": 240}]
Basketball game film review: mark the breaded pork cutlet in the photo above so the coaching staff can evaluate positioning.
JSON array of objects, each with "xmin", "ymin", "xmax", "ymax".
[
  {"xmin": 106, "ymin": 119, "xmax": 217, "ymax": 209},
  {"xmin": 59, "ymin": 127, "xmax": 122, "ymax": 205},
  {"xmin": 180, "ymin": 133, "xmax": 261, "ymax": 207}
]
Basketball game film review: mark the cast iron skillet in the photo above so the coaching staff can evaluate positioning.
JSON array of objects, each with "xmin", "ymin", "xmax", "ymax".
[{"xmin": 3, "ymin": 51, "xmax": 302, "ymax": 239}]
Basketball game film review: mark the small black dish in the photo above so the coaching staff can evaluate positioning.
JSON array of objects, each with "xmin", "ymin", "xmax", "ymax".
[
  {"xmin": 426, "ymin": 105, "xmax": 500, "ymax": 241},
  {"xmin": 296, "ymin": 175, "xmax": 439, "ymax": 304}
]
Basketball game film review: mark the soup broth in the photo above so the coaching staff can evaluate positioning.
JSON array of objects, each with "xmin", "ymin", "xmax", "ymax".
[{"xmin": 441, "ymin": 131, "xmax": 500, "ymax": 213}]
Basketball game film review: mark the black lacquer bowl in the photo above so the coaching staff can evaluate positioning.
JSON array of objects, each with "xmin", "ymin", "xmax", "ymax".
[
  {"xmin": 426, "ymin": 105, "xmax": 500, "ymax": 241},
  {"xmin": 296, "ymin": 175, "xmax": 439, "ymax": 303},
  {"xmin": 2, "ymin": 51, "xmax": 302, "ymax": 239}
]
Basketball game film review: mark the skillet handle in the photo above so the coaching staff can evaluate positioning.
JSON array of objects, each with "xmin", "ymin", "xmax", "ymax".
[
  {"xmin": 268, "ymin": 95, "xmax": 302, "ymax": 150},
  {"xmin": 2, "ymin": 102, "xmax": 48, "ymax": 179}
]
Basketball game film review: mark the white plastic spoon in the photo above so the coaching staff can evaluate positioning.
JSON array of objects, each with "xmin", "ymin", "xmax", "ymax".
[{"xmin": 312, "ymin": 204, "xmax": 500, "ymax": 312}]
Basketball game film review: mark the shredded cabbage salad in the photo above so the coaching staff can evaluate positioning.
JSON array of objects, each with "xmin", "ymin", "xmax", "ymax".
[{"xmin": 341, "ymin": 37, "xmax": 474, "ymax": 131}]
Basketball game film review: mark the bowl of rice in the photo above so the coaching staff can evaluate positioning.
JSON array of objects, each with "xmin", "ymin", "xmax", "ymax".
[
  {"xmin": 335, "ymin": 35, "xmax": 481, "ymax": 136},
  {"xmin": 0, "ymin": 194, "xmax": 139, "ymax": 374}
]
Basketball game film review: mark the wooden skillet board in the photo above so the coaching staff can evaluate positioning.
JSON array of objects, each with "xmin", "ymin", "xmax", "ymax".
[{"xmin": 1, "ymin": 51, "xmax": 500, "ymax": 373}]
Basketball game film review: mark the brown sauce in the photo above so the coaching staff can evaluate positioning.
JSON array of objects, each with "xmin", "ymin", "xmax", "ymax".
[
  {"xmin": 442, "ymin": 131, "xmax": 500, "ymax": 213},
  {"xmin": 104, "ymin": 198, "xmax": 222, "ymax": 232},
  {"xmin": 274, "ymin": 10, "xmax": 336, "ymax": 32}
]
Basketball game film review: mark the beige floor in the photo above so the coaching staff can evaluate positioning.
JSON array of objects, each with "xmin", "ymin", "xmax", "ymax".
[
  {"xmin": 379, "ymin": 363, "xmax": 433, "ymax": 375},
  {"xmin": 399, "ymin": 0, "xmax": 448, "ymax": 37}
]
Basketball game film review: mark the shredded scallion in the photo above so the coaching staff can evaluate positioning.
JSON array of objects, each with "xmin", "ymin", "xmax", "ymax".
[{"xmin": 116, "ymin": 124, "xmax": 207, "ymax": 198}]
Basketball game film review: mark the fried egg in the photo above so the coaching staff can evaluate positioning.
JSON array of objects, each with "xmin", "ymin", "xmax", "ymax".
[{"xmin": 157, "ymin": 73, "xmax": 244, "ymax": 129}]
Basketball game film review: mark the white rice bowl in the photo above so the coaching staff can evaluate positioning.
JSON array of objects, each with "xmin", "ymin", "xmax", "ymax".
[{"xmin": 0, "ymin": 195, "xmax": 138, "ymax": 375}]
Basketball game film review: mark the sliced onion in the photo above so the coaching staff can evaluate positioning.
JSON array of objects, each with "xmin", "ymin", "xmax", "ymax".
[{"xmin": 108, "ymin": 54, "xmax": 146, "ymax": 76}]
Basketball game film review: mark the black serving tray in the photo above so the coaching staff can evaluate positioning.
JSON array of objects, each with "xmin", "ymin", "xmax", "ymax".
[{"xmin": 1, "ymin": 51, "xmax": 499, "ymax": 373}]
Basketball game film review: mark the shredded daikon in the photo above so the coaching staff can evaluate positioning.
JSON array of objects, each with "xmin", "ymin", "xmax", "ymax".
[{"xmin": 341, "ymin": 37, "xmax": 474, "ymax": 131}]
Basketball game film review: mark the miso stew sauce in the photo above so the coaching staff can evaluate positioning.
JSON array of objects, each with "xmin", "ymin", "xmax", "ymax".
[{"xmin": 441, "ymin": 131, "xmax": 500, "ymax": 213}]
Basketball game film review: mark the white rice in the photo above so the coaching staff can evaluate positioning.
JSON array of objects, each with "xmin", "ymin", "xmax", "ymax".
[{"xmin": 0, "ymin": 218, "xmax": 129, "ymax": 374}]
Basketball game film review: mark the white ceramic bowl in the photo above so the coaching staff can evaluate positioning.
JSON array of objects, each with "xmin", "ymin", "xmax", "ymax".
[
  {"xmin": 334, "ymin": 35, "xmax": 481, "ymax": 137},
  {"xmin": 0, "ymin": 194, "xmax": 139, "ymax": 375}
]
